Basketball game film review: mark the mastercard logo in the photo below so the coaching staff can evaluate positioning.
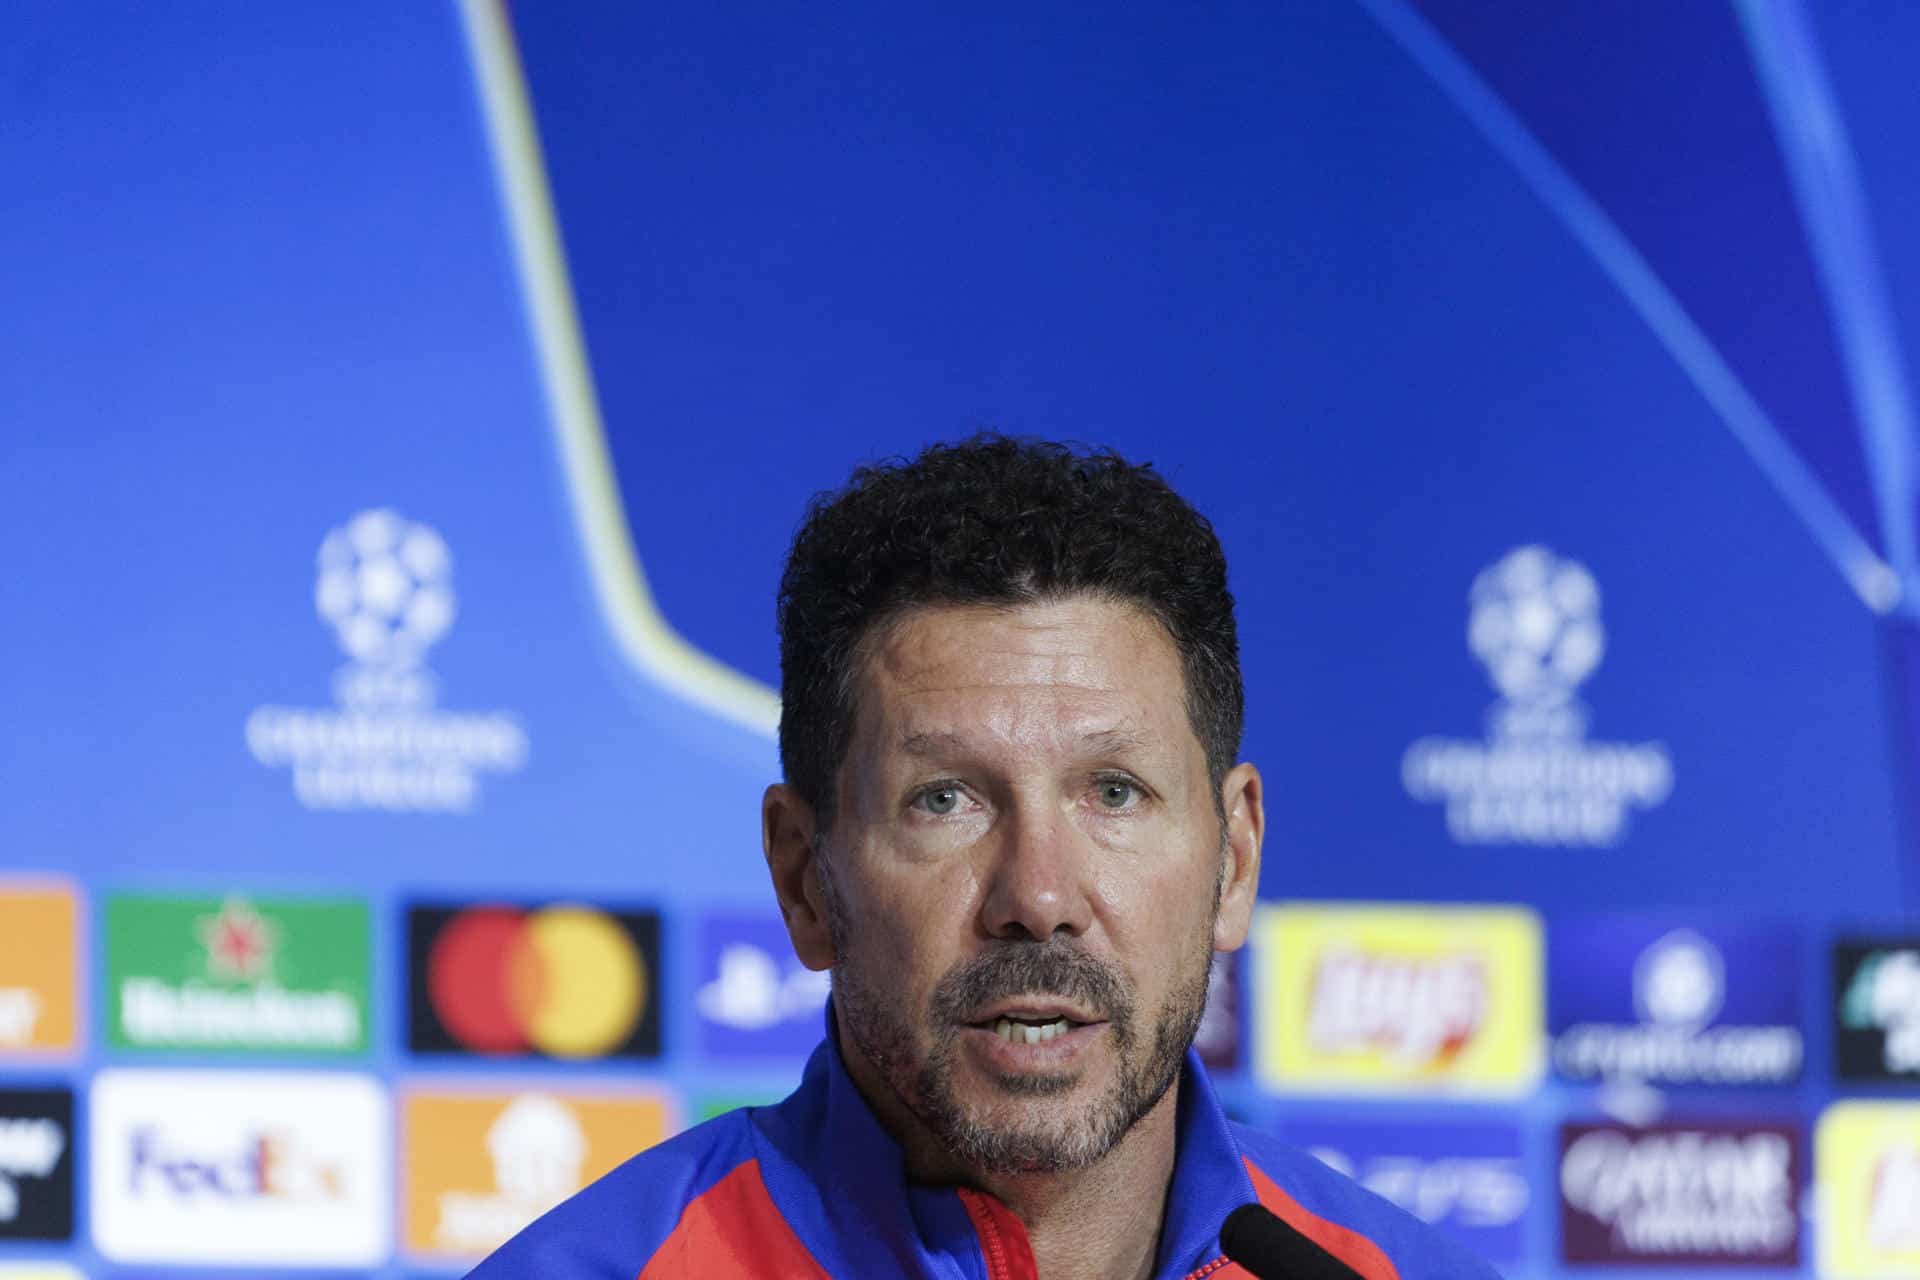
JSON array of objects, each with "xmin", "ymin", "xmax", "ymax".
[{"xmin": 409, "ymin": 904, "xmax": 660, "ymax": 1060}]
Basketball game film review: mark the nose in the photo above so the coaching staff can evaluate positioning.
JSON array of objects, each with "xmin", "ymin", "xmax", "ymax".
[{"xmin": 978, "ymin": 804, "xmax": 1093, "ymax": 941}]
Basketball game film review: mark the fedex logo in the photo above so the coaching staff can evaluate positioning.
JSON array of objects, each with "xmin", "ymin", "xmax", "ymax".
[
  {"xmin": 91, "ymin": 1069, "xmax": 387, "ymax": 1266},
  {"xmin": 129, "ymin": 1128, "xmax": 342, "ymax": 1199}
]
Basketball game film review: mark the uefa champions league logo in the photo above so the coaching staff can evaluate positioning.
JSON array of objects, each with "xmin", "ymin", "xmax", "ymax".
[
  {"xmin": 316, "ymin": 509, "xmax": 456, "ymax": 671},
  {"xmin": 244, "ymin": 509, "xmax": 527, "ymax": 813},
  {"xmin": 1403, "ymin": 546, "xmax": 1671, "ymax": 847},
  {"xmin": 1468, "ymin": 546, "xmax": 1603, "ymax": 717}
]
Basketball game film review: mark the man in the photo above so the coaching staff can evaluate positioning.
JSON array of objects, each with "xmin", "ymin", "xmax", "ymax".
[{"xmin": 474, "ymin": 437, "xmax": 1498, "ymax": 1279}]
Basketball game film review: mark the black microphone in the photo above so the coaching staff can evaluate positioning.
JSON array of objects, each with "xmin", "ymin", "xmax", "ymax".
[{"xmin": 1220, "ymin": 1203, "xmax": 1366, "ymax": 1280}]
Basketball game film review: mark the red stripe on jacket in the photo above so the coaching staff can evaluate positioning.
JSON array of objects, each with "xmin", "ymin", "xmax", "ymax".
[
  {"xmin": 636, "ymin": 1159, "xmax": 832, "ymax": 1279},
  {"xmin": 1244, "ymin": 1159, "xmax": 1403, "ymax": 1280}
]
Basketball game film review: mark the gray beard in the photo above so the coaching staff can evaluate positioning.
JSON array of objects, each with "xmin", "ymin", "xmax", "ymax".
[{"xmin": 827, "ymin": 889, "xmax": 1216, "ymax": 1175}]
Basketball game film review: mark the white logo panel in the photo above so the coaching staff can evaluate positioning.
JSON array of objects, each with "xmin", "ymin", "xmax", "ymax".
[
  {"xmin": 1403, "ymin": 545, "xmax": 1673, "ymax": 847},
  {"xmin": 245, "ymin": 509, "xmax": 528, "ymax": 813},
  {"xmin": 90, "ymin": 1069, "xmax": 389, "ymax": 1266}
]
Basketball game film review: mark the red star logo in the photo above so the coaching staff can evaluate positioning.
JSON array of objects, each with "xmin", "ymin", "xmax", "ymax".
[{"xmin": 196, "ymin": 897, "xmax": 278, "ymax": 982}]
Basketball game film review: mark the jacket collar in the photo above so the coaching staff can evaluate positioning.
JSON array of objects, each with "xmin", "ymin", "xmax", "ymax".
[{"xmin": 753, "ymin": 1008, "xmax": 1259, "ymax": 1278}]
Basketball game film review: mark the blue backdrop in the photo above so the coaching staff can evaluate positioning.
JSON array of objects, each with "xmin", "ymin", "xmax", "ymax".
[{"xmin": 4, "ymin": 2, "xmax": 1917, "ymax": 1277}]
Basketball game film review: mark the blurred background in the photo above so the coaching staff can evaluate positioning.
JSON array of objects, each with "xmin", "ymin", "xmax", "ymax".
[{"xmin": 4, "ymin": 1, "xmax": 1918, "ymax": 1276}]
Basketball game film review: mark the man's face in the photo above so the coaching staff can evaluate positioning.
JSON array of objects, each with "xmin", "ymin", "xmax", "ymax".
[{"xmin": 802, "ymin": 596, "xmax": 1257, "ymax": 1174}]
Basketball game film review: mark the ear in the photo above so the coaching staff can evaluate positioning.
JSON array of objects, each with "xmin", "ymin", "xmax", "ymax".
[
  {"xmin": 763, "ymin": 783, "xmax": 836, "ymax": 970},
  {"xmin": 1212, "ymin": 763, "xmax": 1264, "ymax": 952}
]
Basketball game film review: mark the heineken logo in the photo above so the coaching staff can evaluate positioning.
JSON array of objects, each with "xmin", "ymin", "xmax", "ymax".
[{"xmin": 107, "ymin": 894, "xmax": 370, "ymax": 1054}]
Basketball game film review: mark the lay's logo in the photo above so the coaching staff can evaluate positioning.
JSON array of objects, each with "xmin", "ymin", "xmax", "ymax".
[
  {"xmin": 1255, "ymin": 903, "xmax": 1542, "ymax": 1096},
  {"xmin": 1817, "ymin": 1101, "xmax": 1920, "ymax": 1279}
]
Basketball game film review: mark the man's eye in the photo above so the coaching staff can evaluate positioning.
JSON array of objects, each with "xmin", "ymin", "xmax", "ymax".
[
  {"xmin": 1096, "ymin": 779, "xmax": 1139, "ymax": 809},
  {"xmin": 917, "ymin": 787, "xmax": 962, "ymax": 815}
]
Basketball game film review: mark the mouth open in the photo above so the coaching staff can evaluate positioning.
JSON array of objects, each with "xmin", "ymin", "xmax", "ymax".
[{"xmin": 986, "ymin": 1015, "xmax": 1079, "ymax": 1044}]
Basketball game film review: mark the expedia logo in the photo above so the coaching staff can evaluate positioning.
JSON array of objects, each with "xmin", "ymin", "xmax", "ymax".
[
  {"xmin": 401, "ymin": 1087, "xmax": 671, "ymax": 1262},
  {"xmin": 1254, "ymin": 903, "xmax": 1542, "ymax": 1097},
  {"xmin": 0, "ymin": 1090, "xmax": 72, "ymax": 1241},
  {"xmin": 1559, "ymin": 1121, "xmax": 1801, "ymax": 1266},
  {"xmin": 408, "ymin": 903, "xmax": 661, "ymax": 1059}
]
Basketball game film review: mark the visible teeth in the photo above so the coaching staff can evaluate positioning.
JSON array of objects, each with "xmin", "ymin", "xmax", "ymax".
[{"xmin": 991, "ymin": 1017, "xmax": 1070, "ymax": 1044}]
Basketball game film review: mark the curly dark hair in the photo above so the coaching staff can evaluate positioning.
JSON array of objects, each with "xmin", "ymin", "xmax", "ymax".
[{"xmin": 777, "ymin": 434, "xmax": 1243, "ymax": 826}]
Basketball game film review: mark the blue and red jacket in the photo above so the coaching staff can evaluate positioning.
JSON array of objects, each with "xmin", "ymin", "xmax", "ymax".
[{"xmin": 471, "ymin": 1031, "xmax": 1501, "ymax": 1279}]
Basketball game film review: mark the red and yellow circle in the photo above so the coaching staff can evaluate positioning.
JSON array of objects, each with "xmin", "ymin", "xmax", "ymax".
[{"xmin": 426, "ymin": 905, "xmax": 645, "ymax": 1057}]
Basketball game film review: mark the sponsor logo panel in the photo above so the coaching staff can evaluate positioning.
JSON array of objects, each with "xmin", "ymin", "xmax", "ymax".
[
  {"xmin": 244, "ymin": 509, "xmax": 528, "ymax": 813},
  {"xmin": 1817, "ymin": 1101, "xmax": 1920, "ymax": 1279},
  {"xmin": 1550, "ymin": 919, "xmax": 1802, "ymax": 1086},
  {"xmin": 1558, "ymin": 1120, "xmax": 1802, "ymax": 1266},
  {"xmin": 1402, "ymin": 546, "xmax": 1672, "ymax": 847},
  {"xmin": 1195, "ymin": 949, "xmax": 1243, "ymax": 1073},
  {"xmin": 1280, "ymin": 1118, "xmax": 1526, "ymax": 1264},
  {"xmin": 0, "ymin": 1089, "xmax": 73, "ymax": 1241},
  {"xmin": 106, "ymin": 893, "xmax": 370, "ymax": 1054},
  {"xmin": 89, "ymin": 1068, "xmax": 389, "ymax": 1266},
  {"xmin": 402, "ymin": 1086, "xmax": 672, "ymax": 1261},
  {"xmin": 409, "ymin": 902, "xmax": 661, "ymax": 1060},
  {"xmin": 0, "ymin": 886, "xmax": 79, "ymax": 1055},
  {"xmin": 695, "ymin": 1092, "xmax": 786, "ymax": 1123},
  {"xmin": 694, "ymin": 912, "xmax": 830, "ymax": 1060},
  {"xmin": 0, "ymin": 1268, "xmax": 84, "ymax": 1279},
  {"xmin": 1254, "ymin": 903, "xmax": 1543, "ymax": 1097},
  {"xmin": 1834, "ymin": 937, "xmax": 1920, "ymax": 1082}
]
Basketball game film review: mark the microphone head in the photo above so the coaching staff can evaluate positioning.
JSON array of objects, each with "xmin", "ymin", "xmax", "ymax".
[{"xmin": 1220, "ymin": 1202, "xmax": 1364, "ymax": 1280}]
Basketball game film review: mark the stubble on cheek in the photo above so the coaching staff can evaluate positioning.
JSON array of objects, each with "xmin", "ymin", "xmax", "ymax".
[{"xmin": 825, "ymin": 862, "xmax": 1215, "ymax": 1175}]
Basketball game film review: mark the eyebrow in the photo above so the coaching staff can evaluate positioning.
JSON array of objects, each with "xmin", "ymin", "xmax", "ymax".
[{"xmin": 897, "ymin": 728, "xmax": 1153, "ymax": 757}]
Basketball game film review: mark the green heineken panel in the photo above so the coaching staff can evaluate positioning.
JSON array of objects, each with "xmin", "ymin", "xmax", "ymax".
[{"xmin": 105, "ymin": 893, "xmax": 371, "ymax": 1054}]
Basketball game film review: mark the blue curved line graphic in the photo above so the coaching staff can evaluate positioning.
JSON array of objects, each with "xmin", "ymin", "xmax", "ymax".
[
  {"xmin": 1357, "ymin": 0, "xmax": 1898, "ymax": 614},
  {"xmin": 1737, "ymin": 0, "xmax": 1920, "ymax": 613}
]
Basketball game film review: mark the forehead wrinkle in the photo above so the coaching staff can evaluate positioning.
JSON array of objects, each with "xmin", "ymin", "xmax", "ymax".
[{"xmin": 893, "ymin": 722, "xmax": 1160, "ymax": 768}]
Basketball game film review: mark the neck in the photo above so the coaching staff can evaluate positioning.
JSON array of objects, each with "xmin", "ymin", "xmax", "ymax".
[{"xmin": 839, "ymin": 1027, "xmax": 1181, "ymax": 1280}]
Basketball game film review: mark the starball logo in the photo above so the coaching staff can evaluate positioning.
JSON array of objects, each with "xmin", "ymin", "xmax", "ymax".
[
  {"xmin": 1255, "ymin": 904, "xmax": 1542, "ymax": 1096},
  {"xmin": 245, "ymin": 509, "xmax": 528, "ymax": 812},
  {"xmin": 1402, "ymin": 546, "xmax": 1673, "ymax": 846}
]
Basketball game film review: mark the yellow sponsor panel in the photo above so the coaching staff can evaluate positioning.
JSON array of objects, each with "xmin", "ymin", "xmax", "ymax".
[
  {"xmin": 1817, "ymin": 1101, "xmax": 1920, "ymax": 1279},
  {"xmin": 1253, "ymin": 901, "xmax": 1542, "ymax": 1096},
  {"xmin": 0, "ymin": 1268, "xmax": 85, "ymax": 1279},
  {"xmin": 401, "ymin": 1085, "xmax": 673, "ymax": 1262},
  {"xmin": 0, "ymin": 882, "xmax": 80, "ymax": 1055}
]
